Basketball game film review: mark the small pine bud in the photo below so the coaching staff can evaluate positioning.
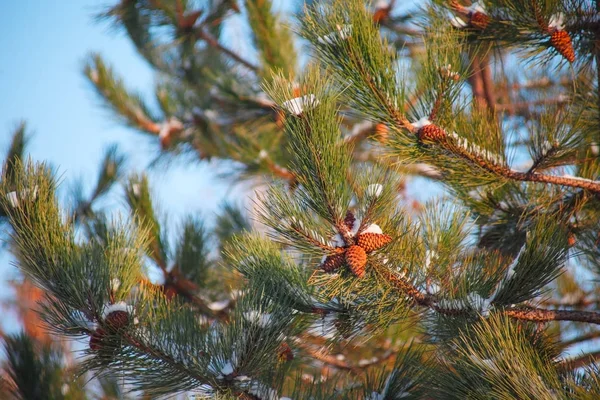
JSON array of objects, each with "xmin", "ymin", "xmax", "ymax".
[
  {"xmin": 105, "ymin": 310, "xmax": 130, "ymax": 331},
  {"xmin": 277, "ymin": 342, "xmax": 294, "ymax": 362},
  {"xmin": 374, "ymin": 123, "xmax": 389, "ymax": 141},
  {"xmin": 344, "ymin": 211, "xmax": 356, "ymax": 230},
  {"xmin": 550, "ymin": 30, "xmax": 575, "ymax": 63},
  {"xmin": 470, "ymin": 11, "xmax": 490, "ymax": 30},
  {"xmin": 356, "ymin": 233, "xmax": 392, "ymax": 253},
  {"xmin": 89, "ymin": 328, "xmax": 107, "ymax": 351},
  {"xmin": 373, "ymin": 3, "xmax": 391, "ymax": 24},
  {"xmin": 568, "ymin": 233, "xmax": 576, "ymax": 247},
  {"xmin": 321, "ymin": 253, "xmax": 345, "ymax": 273},
  {"xmin": 345, "ymin": 245, "xmax": 367, "ymax": 278},
  {"xmin": 418, "ymin": 124, "xmax": 446, "ymax": 142}
]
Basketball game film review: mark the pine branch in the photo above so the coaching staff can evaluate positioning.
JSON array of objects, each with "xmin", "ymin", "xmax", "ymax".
[
  {"xmin": 196, "ymin": 28, "xmax": 259, "ymax": 72},
  {"xmin": 294, "ymin": 338, "xmax": 397, "ymax": 375},
  {"xmin": 412, "ymin": 124, "xmax": 600, "ymax": 193},
  {"xmin": 376, "ymin": 264, "xmax": 600, "ymax": 326},
  {"xmin": 562, "ymin": 330, "xmax": 600, "ymax": 348},
  {"xmin": 84, "ymin": 54, "xmax": 163, "ymax": 135},
  {"xmin": 560, "ymin": 350, "xmax": 600, "ymax": 370}
]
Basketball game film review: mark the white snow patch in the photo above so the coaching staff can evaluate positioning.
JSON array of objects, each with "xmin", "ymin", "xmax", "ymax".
[
  {"xmin": 102, "ymin": 301, "xmax": 128, "ymax": 319},
  {"xmin": 425, "ymin": 250, "xmax": 437, "ymax": 270},
  {"xmin": 5, "ymin": 186, "xmax": 38, "ymax": 208},
  {"xmin": 159, "ymin": 117, "xmax": 183, "ymax": 140},
  {"xmin": 450, "ymin": 16, "xmax": 468, "ymax": 28},
  {"xmin": 208, "ymin": 300, "xmax": 231, "ymax": 311},
  {"xmin": 411, "ymin": 116, "xmax": 432, "ymax": 129},
  {"xmin": 132, "ymin": 183, "xmax": 141, "ymax": 197},
  {"xmin": 427, "ymin": 283, "xmax": 441, "ymax": 295},
  {"xmin": 243, "ymin": 311, "xmax": 273, "ymax": 328},
  {"xmin": 362, "ymin": 223, "xmax": 383, "ymax": 235},
  {"xmin": 467, "ymin": 1, "xmax": 487, "ymax": 14},
  {"xmin": 548, "ymin": 13, "xmax": 565, "ymax": 30},
  {"xmin": 258, "ymin": 149, "xmax": 269, "ymax": 160},
  {"xmin": 366, "ymin": 183, "xmax": 383, "ymax": 198},
  {"xmin": 281, "ymin": 94, "xmax": 319, "ymax": 115},
  {"xmin": 317, "ymin": 24, "xmax": 352, "ymax": 45},
  {"xmin": 6, "ymin": 191, "xmax": 18, "ymax": 208},
  {"xmin": 375, "ymin": 1, "xmax": 390, "ymax": 10},
  {"xmin": 111, "ymin": 278, "xmax": 121, "ymax": 292}
]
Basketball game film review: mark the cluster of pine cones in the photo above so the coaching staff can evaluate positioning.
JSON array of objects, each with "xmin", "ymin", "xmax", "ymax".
[{"xmin": 321, "ymin": 212, "xmax": 392, "ymax": 278}]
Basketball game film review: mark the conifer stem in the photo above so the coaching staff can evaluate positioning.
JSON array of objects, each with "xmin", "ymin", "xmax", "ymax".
[
  {"xmin": 196, "ymin": 29, "xmax": 259, "ymax": 72},
  {"xmin": 438, "ymin": 136, "xmax": 600, "ymax": 193},
  {"xmin": 561, "ymin": 350, "xmax": 600, "ymax": 370},
  {"xmin": 503, "ymin": 307, "xmax": 600, "ymax": 325},
  {"xmin": 375, "ymin": 265, "xmax": 600, "ymax": 325}
]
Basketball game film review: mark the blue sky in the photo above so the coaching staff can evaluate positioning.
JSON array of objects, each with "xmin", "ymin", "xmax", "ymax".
[
  {"xmin": 0, "ymin": 0, "xmax": 234, "ymax": 214},
  {"xmin": 0, "ymin": 1, "xmax": 238, "ymax": 331}
]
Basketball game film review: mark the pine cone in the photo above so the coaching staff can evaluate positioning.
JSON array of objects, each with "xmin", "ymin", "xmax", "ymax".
[
  {"xmin": 321, "ymin": 253, "xmax": 345, "ymax": 273},
  {"xmin": 344, "ymin": 211, "xmax": 356, "ymax": 230},
  {"xmin": 356, "ymin": 233, "xmax": 392, "ymax": 253},
  {"xmin": 418, "ymin": 124, "xmax": 446, "ymax": 142},
  {"xmin": 470, "ymin": 11, "xmax": 490, "ymax": 30},
  {"xmin": 89, "ymin": 328, "xmax": 107, "ymax": 351},
  {"xmin": 277, "ymin": 342, "xmax": 294, "ymax": 362},
  {"xmin": 345, "ymin": 245, "xmax": 367, "ymax": 278},
  {"xmin": 105, "ymin": 310, "xmax": 130, "ymax": 331},
  {"xmin": 550, "ymin": 30, "xmax": 575, "ymax": 63}
]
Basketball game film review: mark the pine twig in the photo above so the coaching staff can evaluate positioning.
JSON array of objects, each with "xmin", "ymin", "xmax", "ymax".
[
  {"xmin": 294, "ymin": 338, "xmax": 396, "ymax": 375},
  {"xmin": 559, "ymin": 350, "xmax": 600, "ymax": 370},
  {"xmin": 412, "ymin": 123, "xmax": 600, "ymax": 193},
  {"xmin": 479, "ymin": 56, "xmax": 496, "ymax": 111},
  {"xmin": 562, "ymin": 331, "xmax": 600, "ymax": 348},
  {"xmin": 375, "ymin": 265, "xmax": 600, "ymax": 326},
  {"xmin": 196, "ymin": 28, "xmax": 259, "ymax": 72}
]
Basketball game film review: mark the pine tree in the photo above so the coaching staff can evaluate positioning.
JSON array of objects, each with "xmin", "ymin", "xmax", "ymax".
[{"xmin": 3, "ymin": 0, "xmax": 600, "ymax": 398}]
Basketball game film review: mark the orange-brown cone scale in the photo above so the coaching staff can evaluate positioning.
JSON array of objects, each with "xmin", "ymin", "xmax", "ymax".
[
  {"xmin": 105, "ymin": 310, "xmax": 130, "ymax": 331},
  {"xmin": 89, "ymin": 328, "xmax": 107, "ymax": 351},
  {"xmin": 345, "ymin": 245, "xmax": 367, "ymax": 278},
  {"xmin": 356, "ymin": 233, "xmax": 392, "ymax": 253},
  {"xmin": 418, "ymin": 124, "xmax": 446, "ymax": 142},
  {"xmin": 550, "ymin": 30, "xmax": 575, "ymax": 63},
  {"xmin": 321, "ymin": 253, "xmax": 345, "ymax": 273},
  {"xmin": 344, "ymin": 211, "xmax": 356, "ymax": 230}
]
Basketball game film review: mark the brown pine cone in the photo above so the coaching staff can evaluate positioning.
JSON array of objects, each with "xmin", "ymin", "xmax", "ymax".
[
  {"xmin": 344, "ymin": 211, "xmax": 356, "ymax": 230},
  {"xmin": 89, "ymin": 328, "xmax": 107, "ymax": 351},
  {"xmin": 356, "ymin": 233, "xmax": 392, "ymax": 253},
  {"xmin": 345, "ymin": 245, "xmax": 367, "ymax": 278},
  {"xmin": 418, "ymin": 124, "xmax": 446, "ymax": 142},
  {"xmin": 550, "ymin": 30, "xmax": 575, "ymax": 63},
  {"xmin": 470, "ymin": 11, "xmax": 490, "ymax": 30},
  {"xmin": 105, "ymin": 310, "xmax": 130, "ymax": 331},
  {"xmin": 321, "ymin": 253, "xmax": 345, "ymax": 273}
]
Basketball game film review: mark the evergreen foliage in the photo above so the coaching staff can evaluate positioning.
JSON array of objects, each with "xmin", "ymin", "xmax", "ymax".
[{"xmin": 4, "ymin": 0, "xmax": 600, "ymax": 398}]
